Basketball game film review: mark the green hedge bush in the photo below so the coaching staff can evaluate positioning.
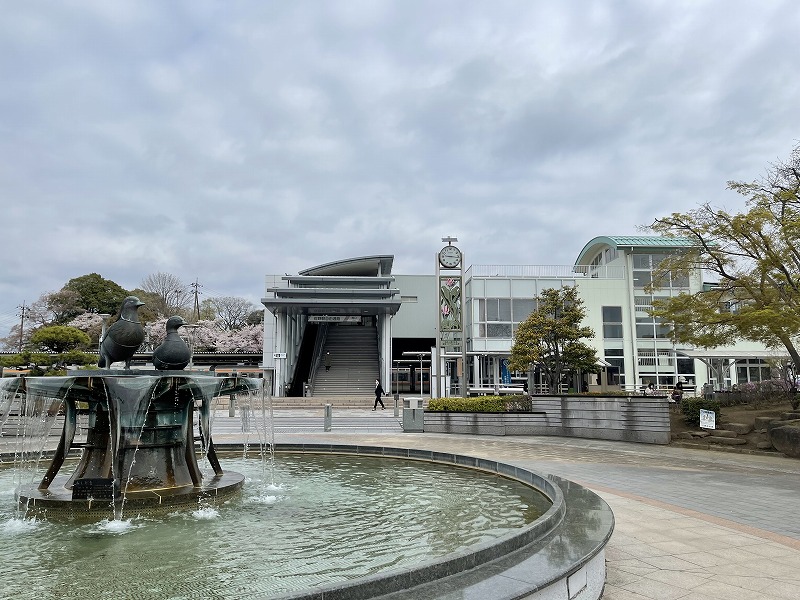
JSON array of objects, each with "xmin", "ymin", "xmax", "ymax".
[
  {"xmin": 680, "ymin": 397, "xmax": 721, "ymax": 426},
  {"xmin": 427, "ymin": 395, "xmax": 531, "ymax": 412}
]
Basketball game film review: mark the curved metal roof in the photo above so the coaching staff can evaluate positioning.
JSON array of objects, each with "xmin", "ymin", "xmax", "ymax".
[
  {"xmin": 575, "ymin": 236, "xmax": 697, "ymax": 265},
  {"xmin": 299, "ymin": 255, "xmax": 394, "ymax": 277}
]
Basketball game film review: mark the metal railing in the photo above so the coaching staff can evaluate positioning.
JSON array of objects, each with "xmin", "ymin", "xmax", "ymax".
[{"xmin": 466, "ymin": 265, "xmax": 626, "ymax": 279}]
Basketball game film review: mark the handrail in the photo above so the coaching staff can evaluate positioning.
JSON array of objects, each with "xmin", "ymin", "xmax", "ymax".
[{"xmin": 308, "ymin": 324, "xmax": 328, "ymax": 394}]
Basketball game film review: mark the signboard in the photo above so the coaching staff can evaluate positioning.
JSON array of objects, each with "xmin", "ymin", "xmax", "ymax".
[
  {"xmin": 308, "ymin": 315, "xmax": 360, "ymax": 323},
  {"xmin": 439, "ymin": 276, "xmax": 462, "ymax": 332},
  {"xmin": 699, "ymin": 409, "xmax": 716, "ymax": 430},
  {"xmin": 272, "ymin": 353, "xmax": 287, "ymax": 359}
]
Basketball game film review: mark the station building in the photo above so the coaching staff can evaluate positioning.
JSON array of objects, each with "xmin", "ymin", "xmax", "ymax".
[{"xmin": 261, "ymin": 236, "xmax": 782, "ymax": 399}]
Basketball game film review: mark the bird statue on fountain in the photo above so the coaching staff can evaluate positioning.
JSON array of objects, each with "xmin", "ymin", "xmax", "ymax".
[
  {"xmin": 98, "ymin": 296, "xmax": 146, "ymax": 369},
  {"xmin": 152, "ymin": 316, "xmax": 191, "ymax": 371}
]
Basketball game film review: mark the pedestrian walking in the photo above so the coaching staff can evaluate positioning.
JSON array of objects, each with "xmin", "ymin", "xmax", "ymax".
[
  {"xmin": 324, "ymin": 352, "xmax": 332, "ymax": 372},
  {"xmin": 373, "ymin": 379, "xmax": 385, "ymax": 410}
]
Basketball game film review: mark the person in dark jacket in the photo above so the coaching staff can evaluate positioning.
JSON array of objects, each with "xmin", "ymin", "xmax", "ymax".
[
  {"xmin": 373, "ymin": 379, "xmax": 385, "ymax": 410},
  {"xmin": 324, "ymin": 352, "xmax": 332, "ymax": 371}
]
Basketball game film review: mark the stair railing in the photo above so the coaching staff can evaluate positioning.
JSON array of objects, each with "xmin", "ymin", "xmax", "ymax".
[{"xmin": 307, "ymin": 324, "xmax": 328, "ymax": 395}]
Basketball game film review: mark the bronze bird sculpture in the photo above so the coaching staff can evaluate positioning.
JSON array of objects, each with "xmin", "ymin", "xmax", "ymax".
[
  {"xmin": 152, "ymin": 316, "xmax": 191, "ymax": 371},
  {"xmin": 98, "ymin": 296, "xmax": 146, "ymax": 369}
]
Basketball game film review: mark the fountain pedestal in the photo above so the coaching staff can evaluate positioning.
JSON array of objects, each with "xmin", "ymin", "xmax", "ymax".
[{"xmin": 14, "ymin": 371, "xmax": 260, "ymax": 519}]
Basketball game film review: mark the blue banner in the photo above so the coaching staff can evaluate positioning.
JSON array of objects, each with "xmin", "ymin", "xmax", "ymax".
[{"xmin": 500, "ymin": 359, "xmax": 511, "ymax": 385}]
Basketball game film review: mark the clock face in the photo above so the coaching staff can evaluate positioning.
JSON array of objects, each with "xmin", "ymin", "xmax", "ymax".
[{"xmin": 439, "ymin": 245, "xmax": 461, "ymax": 268}]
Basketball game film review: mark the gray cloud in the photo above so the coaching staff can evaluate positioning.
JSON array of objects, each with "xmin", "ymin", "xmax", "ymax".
[{"xmin": 2, "ymin": 0, "xmax": 800, "ymax": 332}]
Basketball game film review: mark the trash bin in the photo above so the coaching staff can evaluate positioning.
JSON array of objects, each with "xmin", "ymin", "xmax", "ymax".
[{"xmin": 403, "ymin": 397, "xmax": 422, "ymax": 409}]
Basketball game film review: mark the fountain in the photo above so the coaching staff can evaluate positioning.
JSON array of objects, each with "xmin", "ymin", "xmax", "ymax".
[
  {"xmin": 0, "ymin": 306, "xmax": 613, "ymax": 599},
  {"xmin": 7, "ymin": 371, "xmax": 260, "ymax": 520}
]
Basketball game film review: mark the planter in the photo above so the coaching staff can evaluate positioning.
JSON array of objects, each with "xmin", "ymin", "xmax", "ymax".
[{"xmin": 424, "ymin": 395, "xmax": 671, "ymax": 444}]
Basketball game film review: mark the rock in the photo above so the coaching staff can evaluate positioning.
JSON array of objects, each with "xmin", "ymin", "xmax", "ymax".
[
  {"xmin": 756, "ymin": 441, "xmax": 775, "ymax": 450},
  {"xmin": 678, "ymin": 432, "xmax": 696, "ymax": 440},
  {"xmin": 754, "ymin": 416, "xmax": 777, "ymax": 431},
  {"xmin": 708, "ymin": 429, "xmax": 738, "ymax": 438},
  {"xmin": 781, "ymin": 412, "xmax": 800, "ymax": 420},
  {"xmin": 721, "ymin": 422, "xmax": 753, "ymax": 435},
  {"xmin": 706, "ymin": 436, "xmax": 747, "ymax": 445},
  {"xmin": 767, "ymin": 419, "xmax": 800, "ymax": 458}
]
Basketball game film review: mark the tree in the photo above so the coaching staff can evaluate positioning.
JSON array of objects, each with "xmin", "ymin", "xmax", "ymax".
[
  {"xmin": 28, "ymin": 289, "xmax": 84, "ymax": 325},
  {"xmin": 202, "ymin": 296, "xmax": 256, "ymax": 330},
  {"xmin": 509, "ymin": 287, "xmax": 599, "ymax": 394},
  {"xmin": 64, "ymin": 273, "xmax": 129, "ymax": 315},
  {"xmin": 649, "ymin": 144, "xmax": 800, "ymax": 372},
  {"xmin": 140, "ymin": 272, "xmax": 191, "ymax": 317},
  {"xmin": 67, "ymin": 312, "xmax": 108, "ymax": 345},
  {"xmin": 29, "ymin": 325, "xmax": 91, "ymax": 353},
  {"xmin": 23, "ymin": 325, "xmax": 95, "ymax": 373}
]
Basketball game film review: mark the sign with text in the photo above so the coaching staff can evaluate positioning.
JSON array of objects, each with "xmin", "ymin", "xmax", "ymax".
[
  {"xmin": 699, "ymin": 409, "xmax": 716, "ymax": 430},
  {"xmin": 308, "ymin": 315, "xmax": 360, "ymax": 323},
  {"xmin": 272, "ymin": 353, "xmax": 287, "ymax": 359}
]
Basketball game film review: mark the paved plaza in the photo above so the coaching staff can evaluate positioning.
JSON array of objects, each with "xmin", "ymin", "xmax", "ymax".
[{"xmin": 4, "ymin": 406, "xmax": 800, "ymax": 599}]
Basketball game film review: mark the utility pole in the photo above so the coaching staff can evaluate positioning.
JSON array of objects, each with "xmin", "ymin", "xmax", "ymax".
[
  {"xmin": 17, "ymin": 302, "xmax": 28, "ymax": 353},
  {"xmin": 190, "ymin": 279, "xmax": 203, "ymax": 323}
]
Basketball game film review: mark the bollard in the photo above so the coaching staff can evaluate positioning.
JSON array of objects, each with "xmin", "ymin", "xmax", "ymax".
[
  {"xmin": 228, "ymin": 393, "xmax": 236, "ymax": 417},
  {"xmin": 324, "ymin": 404, "xmax": 332, "ymax": 431},
  {"xmin": 393, "ymin": 394, "xmax": 399, "ymax": 417},
  {"xmin": 402, "ymin": 407, "xmax": 424, "ymax": 432}
]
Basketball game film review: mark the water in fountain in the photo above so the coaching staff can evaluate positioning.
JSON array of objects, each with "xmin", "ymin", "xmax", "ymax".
[{"xmin": 0, "ymin": 451, "xmax": 549, "ymax": 599}]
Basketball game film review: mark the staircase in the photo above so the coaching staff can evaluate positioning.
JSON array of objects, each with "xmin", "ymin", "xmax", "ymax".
[{"xmin": 311, "ymin": 324, "xmax": 380, "ymax": 398}]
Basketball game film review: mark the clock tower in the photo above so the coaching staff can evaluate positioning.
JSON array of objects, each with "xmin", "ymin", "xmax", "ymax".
[{"xmin": 435, "ymin": 236, "xmax": 467, "ymax": 398}]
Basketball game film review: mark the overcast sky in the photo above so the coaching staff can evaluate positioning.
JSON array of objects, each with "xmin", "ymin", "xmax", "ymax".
[{"xmin": 2, "ymin": 1, "xmax": 799, "ymax": 335}]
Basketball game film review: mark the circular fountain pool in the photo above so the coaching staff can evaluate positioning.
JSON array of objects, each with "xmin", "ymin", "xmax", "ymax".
[{"xmin": 2, "ymin": 452, "xmax": 552, "ymax": 600}]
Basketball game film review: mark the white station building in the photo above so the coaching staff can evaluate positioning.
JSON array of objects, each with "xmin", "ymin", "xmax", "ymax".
[{"xmin": 261, "ymin": 236, "xmax": 782, "ymax": 399}]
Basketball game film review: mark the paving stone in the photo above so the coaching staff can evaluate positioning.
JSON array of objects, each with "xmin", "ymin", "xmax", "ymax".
[
  {"xmin": 706, "ymin": 436, "xmax": 747, "ymax": 445},
  {"xmin": 708, "ymin": 429, "xmax": 738, "ymax": 438},
  {"xmin": 721, "ymin": 422, "xmax": 753, "ymax": 435}
]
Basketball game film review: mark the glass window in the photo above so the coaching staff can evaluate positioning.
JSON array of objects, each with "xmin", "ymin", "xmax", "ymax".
[
  {"xmin": 606, "ymin": 357, "xmax": 625, "ymax": 374},
  {"xmin": 671, "ymin": 273, "xmax": 689, "ymax": 288},
  {"xmin": 498, "ymin": 298, "xmax": 512, "ymax": 321},
  {"xmin": 633, "ymin": 271, "xmax": 652, "ymax": 288},
  {"xmin": 636, "ymin": 324, "xmax": 655, "ymax": 338},
  {"xmin": 655, "ymin": 323, "xmax": 673, "ymax": 338},
  {"xmin": 512, "ymin": 298, "xmax": 536, "ymax": 321},
  {"xmin": 486, "ymin": 299, "xmax": 499, "ymax": 321},
  {"xmin": 487, "ymin": 323, "xmax": 512, "ymax": 337},
  {"xmin": 602, "ymin": 306, "xmax": 622, "ymax": 322},
  {"xmin": 632, "ymin": 254, "xmax": 651, "ymax": 269},
  {"xmin": 603, "ymin": 324, "xmax": 623, "ymax": 338},
  {"xmin": 605, "ymin": 348, "xmax": 624, "ymax": 356}
]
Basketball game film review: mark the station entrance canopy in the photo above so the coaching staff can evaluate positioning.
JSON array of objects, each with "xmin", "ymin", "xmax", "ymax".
[{"xmin": 261, "ymin": 255, "xmax": 402, "ymax": 318}]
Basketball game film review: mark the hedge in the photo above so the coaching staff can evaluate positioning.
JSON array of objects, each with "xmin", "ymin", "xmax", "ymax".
[{"xmin": 427, "ymin": 395, "xmax": 532, "ymax": 413}]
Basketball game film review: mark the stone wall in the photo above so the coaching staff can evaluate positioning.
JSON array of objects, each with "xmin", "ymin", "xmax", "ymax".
[{"xmin": 423, "ymin": 396, "xmax": 671, "ymax": 444}]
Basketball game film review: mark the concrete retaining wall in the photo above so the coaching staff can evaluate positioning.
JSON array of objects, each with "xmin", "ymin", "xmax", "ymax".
[{"xmin": 423, "ymin": 396, "xmax": 671, "ymax": 444}]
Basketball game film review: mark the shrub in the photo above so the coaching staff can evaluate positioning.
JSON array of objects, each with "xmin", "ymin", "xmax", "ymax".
[
  {"xmin": 681, "ymin": 397, "xmax": 721, "ymax": 426},
  {"xmin": 427, "ymin": 395, "xmax": 531, "ymax": 412},
  {"xmin": 736, "ymin": 379, "xmax": 795, "ymax": 408}
]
